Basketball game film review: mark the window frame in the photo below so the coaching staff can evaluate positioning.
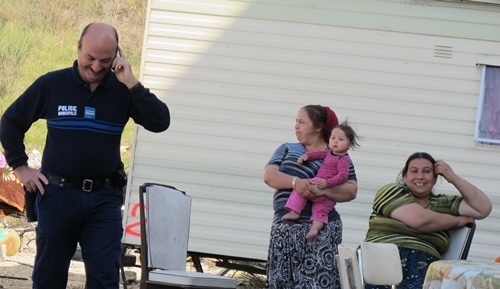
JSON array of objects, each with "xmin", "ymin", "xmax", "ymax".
[{"xmin": 474, "ymin": 65, "xmax": 500, "ymax": 145}]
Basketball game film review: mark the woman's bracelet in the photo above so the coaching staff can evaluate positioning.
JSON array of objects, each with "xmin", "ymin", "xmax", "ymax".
[{"xmin": 292, "ymin": 177, "xmax": 297, "ymax": 189}]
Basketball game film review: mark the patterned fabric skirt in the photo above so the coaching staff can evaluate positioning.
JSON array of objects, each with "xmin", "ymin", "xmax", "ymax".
[
  {"xmin": 364, "ymin": 247, "xmax": 439, "ymax": 289},
  {"xmin": 266, "ymin": 220, "xmax": 343, "ymax": 289}
]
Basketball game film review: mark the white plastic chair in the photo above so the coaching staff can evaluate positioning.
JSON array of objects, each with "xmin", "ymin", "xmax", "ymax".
[
  {"xmin": 337, "ymin": 242, "xmax": 402, "ymax": 289},
  {"xmin": 139, "ymin": 183, "xmax": 237, "ymax": 289},
  {"xmin": 360, "ymin": 241, "xmax": 402, "ymax": 288}
]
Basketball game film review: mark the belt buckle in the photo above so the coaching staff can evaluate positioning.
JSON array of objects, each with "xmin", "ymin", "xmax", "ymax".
[{"xmin": 82, "ymin": 179, "xmax": 93, "ymax": 192}]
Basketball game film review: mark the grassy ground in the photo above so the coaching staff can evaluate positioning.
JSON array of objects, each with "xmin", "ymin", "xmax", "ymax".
[{"xmin": 0, "ymin": 0, "xmax": 147, "ymax": 169}]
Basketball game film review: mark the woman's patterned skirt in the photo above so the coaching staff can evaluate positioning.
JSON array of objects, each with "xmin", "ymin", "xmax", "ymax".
[{"xmin": 266, "ymin": 220, "xmax": 343, "ymax": 289}]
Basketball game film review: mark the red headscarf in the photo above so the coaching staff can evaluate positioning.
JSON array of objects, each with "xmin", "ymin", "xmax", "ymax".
[{"xmin": 324, "ymin": 106, "xmax": 338, "ymax": 132}]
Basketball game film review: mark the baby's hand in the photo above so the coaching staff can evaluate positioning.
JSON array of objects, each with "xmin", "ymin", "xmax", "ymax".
[
  {"xmin": 316, "ymin": 179, "xmax": 327, "ymax": 189},
  {"xmin": 297, "ymin": 154, "xmax": 308, "ymax": 164}
]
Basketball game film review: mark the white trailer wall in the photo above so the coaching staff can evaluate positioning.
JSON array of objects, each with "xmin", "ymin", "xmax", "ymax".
[{"xmin": 122, "ymin": 0, "xmax": 500, "ymax": 263}]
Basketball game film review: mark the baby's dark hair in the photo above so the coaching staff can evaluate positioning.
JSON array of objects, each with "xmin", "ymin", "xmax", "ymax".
[{"xmin": 335, "ymin": 120, "xmax": 360, "ymax": 149}]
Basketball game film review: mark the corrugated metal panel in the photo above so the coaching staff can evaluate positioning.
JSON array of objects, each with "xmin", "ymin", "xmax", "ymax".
[
  {"xmin": 123, "ymin": 0, "xmax": 500, "ymax": 263},
  {"xmin": 148, "ymin": 0, "xmax": 500, "ymax": 41}
]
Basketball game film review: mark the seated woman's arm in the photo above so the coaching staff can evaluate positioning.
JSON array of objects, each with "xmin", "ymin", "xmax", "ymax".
[
  {"xmin": 392, "ymin": 204, "xmax": 474, "ymax": 233},
  {"xmin": 434, "ymin": 160, "xmax": 492, "ymax": 219},
  {"xmin": 456, "ymin": 179, "xmax": 492, "ymax": 220}
]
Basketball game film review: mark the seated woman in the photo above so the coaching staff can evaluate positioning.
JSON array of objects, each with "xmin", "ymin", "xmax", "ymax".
[{"xmin": 364, "ymin": 152, "xmax": 492, "ymax": 289}]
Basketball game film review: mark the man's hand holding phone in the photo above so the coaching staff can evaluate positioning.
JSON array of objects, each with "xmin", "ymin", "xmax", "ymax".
[{"xmin": 112, "ymin": 46, "xmax": 139, "ymax": 89}]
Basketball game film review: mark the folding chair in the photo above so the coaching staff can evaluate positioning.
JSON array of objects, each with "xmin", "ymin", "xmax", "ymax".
[
  {"xmin": 139, "ymin": 183, "xmax": 237, "ymax": 289},
  {"xmin": 337, "ymin": 244, "xmax": 362, "ymax": 289},
  {"xmin": 441, "ymin": 222, "xmax": 476, "ymax": 260}
]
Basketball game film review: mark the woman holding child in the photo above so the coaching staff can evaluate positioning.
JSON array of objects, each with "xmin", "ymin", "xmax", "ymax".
[{"xmin": 263, "ymin": 104, "xmax": 358, "ymax": 288}]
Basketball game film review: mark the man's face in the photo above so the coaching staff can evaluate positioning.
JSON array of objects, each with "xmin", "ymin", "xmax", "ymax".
[{"xmin": 77, "ymin": 37, "xmax": 117, "ymax": 85}]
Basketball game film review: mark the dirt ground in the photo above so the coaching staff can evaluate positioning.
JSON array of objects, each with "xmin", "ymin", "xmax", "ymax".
[{"xmin": 0, "ymin": 229, "xmax": 265, "ymax": 289}]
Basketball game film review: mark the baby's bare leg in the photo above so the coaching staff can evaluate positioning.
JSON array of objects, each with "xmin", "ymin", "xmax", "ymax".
[
  {"xmin": 282, "ymin": 210, "xmax": 300, "ymax": 221},
  {"xmin": 306, "ymin": 220, "xmax": 324, "ymax": 242}
]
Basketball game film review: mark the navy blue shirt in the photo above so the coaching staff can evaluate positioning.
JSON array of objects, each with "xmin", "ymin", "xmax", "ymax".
[{"xmin": 0, "ymin": 61, "xmax": 170, "ymax": 179}]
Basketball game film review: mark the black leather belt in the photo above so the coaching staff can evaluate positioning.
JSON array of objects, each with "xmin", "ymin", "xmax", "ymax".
[{"xmin": 44, "ymin": 172, "xmax": 111, "ymax": 192}]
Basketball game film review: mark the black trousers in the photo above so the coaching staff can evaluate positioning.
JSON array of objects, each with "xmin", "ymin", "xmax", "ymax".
[{"xmin": 32, "ymin": 184, "xmax": 123, "ymax": 289}]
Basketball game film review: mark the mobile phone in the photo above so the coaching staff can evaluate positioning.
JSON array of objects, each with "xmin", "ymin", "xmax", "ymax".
[
  {"xmin": 24, "ymin": 187, "xmax": 38, "ymax": 222},
  {"xmin": 112, "ymin": 46, "xmax": 121, "ymax": 72}
]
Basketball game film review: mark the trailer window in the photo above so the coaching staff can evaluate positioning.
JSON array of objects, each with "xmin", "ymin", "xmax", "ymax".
[{"xmin": 475, "ymin": 65, "xmax": 500, "ymax": 145}]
